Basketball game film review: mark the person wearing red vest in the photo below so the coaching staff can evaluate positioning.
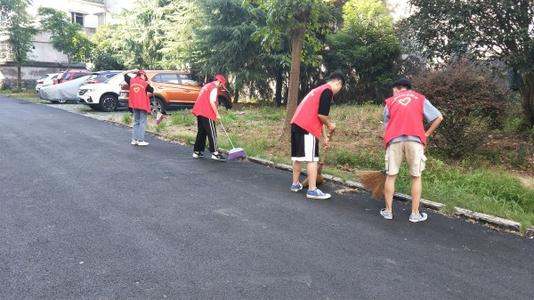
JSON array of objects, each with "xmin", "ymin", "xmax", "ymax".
[
  {"xmin": 290, "ymin": 72, "xmax": 345, "ymax": 200},
  {"xmin": 125, "ymin": 70, "xmax": 154, "ymax": 146},
  {"xmin": 381, "ymin": 78, "xmax": 444, "ymax": 223},
  {"xmin": 192, "ymin": 74, "xmax": 227, "ymax": 161}
]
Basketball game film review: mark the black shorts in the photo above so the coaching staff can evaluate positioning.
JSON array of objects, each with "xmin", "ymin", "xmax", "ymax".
[{"xmin": 291, "ymin": 124, "xmax": 319, "ymax": 162}]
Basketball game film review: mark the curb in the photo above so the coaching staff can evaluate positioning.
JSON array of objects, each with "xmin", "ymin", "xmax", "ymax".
[{"xmin": 247, "ymin": 154, "xmax": 532, "ymax": 238}]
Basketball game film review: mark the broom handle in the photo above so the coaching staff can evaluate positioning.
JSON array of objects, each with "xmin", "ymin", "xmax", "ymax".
[{"xmin": 218, "ymin": 120, "xmax": 236, "ymax": 149}]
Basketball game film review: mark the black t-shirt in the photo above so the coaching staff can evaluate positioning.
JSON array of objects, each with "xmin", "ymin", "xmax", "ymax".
[{"xmin": 318, "ymin": 89, "xmax": 333, "ymax": 116}]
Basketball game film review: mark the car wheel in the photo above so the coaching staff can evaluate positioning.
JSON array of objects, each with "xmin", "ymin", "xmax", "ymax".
[
  {"xmin": 151, "ymin": 97, "xmax": 167, "ymax": 115},
  {"xmin": 58, "ymin": 99, "xmax": 67, "ymax": 104},
  {"xmin": 99, "ymin": 94, "xmax": 118, "ymax": 112}
]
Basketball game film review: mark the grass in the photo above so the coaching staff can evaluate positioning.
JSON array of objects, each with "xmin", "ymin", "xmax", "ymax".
[
  {"xmin": 0, "ymin": 88, "xmax": 44, "ymax": 103},
  {"xmin": 130, "ymin": 103, "xmax": 534, "ymax": 230}
]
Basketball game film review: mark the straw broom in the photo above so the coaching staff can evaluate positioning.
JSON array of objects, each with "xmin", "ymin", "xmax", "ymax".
[{"xmin": 357, "ymin": 170, "xmax": 387, "ymax": 200}]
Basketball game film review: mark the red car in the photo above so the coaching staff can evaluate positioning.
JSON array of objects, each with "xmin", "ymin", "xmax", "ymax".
[{"xmin": 54, "ymin": 69, "xmax": 91, "ymax": 84}]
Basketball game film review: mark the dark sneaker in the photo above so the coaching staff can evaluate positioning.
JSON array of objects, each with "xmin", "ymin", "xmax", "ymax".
[
  {"xmin": 192, "ymin": 151, "xmax": 204, "ymax": 159},
  {"xmin": 211, "ymin": 152, "xmax": 226, "ymax": 161},
  {"xmin": 290, "ymin": 182, "xmax": 303, "ymax": 192}
]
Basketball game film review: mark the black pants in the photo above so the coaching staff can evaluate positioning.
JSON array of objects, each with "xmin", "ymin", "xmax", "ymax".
[{"xmin": 194, "ymin": 116, "xmax": 217, "ymax": 153}]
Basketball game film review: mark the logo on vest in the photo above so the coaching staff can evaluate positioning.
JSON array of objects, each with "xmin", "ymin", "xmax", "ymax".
[
  {"xmin": 131, "ymin": 83, "xmax": 144, "ymax": 94},
  {"xmin": 396, "ymin": 96, "xmax": 412, "ymax": 106}
]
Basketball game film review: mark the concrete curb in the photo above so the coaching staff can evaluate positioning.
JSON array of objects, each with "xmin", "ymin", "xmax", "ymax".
[{"xmin": 246, "ymin": 154, "xmax": 531, "ymax": 238}]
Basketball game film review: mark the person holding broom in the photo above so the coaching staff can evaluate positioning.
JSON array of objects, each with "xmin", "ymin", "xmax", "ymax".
[
  {"xmin": 381, "ymin": 78, "xmax": 443, "ymax": 223},
  {"xmin": 192, "ymin": 74, "xmax": 227, "ymax": 161},
  {"xmin": 290, "ymin": 72, "xmax": 345, "ymax": 200},
  {"xmin": 125, "ymin": 70, "xmax": 154, "ymax": 146}
]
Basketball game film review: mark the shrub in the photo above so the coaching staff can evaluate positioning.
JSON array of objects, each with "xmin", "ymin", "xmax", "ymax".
[{"xmin": 413, "ymin": 61, "xmax": 508, "ymax": 159}]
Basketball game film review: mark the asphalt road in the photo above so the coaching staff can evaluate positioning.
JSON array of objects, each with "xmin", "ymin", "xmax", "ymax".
[{"xmin": 1, "ymin": 96, "xmax": 533, "ymax": 299}]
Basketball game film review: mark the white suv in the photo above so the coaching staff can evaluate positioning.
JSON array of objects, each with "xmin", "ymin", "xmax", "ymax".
[{"xmin": 78, "ymin": 73, "xmax": 126, "ymax": 112}]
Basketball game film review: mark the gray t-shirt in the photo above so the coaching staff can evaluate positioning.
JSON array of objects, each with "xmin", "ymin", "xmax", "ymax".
[{"xmin": 384, "ymin": 99, "xmax": 442, "ymax": 144}]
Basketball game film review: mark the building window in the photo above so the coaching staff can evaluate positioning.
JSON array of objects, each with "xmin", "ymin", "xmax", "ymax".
[{"xmin": 71, "ymin": 12, "xmax": 85, "ymax": 26}]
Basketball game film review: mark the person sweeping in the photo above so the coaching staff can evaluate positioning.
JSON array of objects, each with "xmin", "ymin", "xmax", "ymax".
[
  {"xmin": 290, "ymin": 72, "xmax": 345, "ymax": 200},
  {"xmin": 380, "ymin": 78, "xmax": 443, "ymax": 223},
  {"xmin": 192, "ymin": 74, "xmax": 227, "ymax": 161},
  {"xmin": 125, "ymin": 70, "xmax": 153, "ymax": 146}
]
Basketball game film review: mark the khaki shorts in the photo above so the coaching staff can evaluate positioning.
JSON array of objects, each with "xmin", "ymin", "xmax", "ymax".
[{"xmin": 385, "ymin": 141, "xmax": 427, "ymax": 177}]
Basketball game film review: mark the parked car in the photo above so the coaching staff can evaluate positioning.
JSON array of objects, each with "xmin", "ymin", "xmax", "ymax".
[
  {"xmin": 119, "ymin": 71, "xmax": 231, "ymax": 114},
  {"xmin": 54, "ymin": 69, "xmax": 91, "ymax": 84},
  {"xmin": 84, "ymin": 70, "xmax": 122, "ymax": 85},
  {"xmin": 35, "ymin": 73, "xmax": 59, "ymax": 93},
  {"xmin": 39, "ymin": 75, "xmax": 91, "ymax": 103},
  {"xmin": 78, "ymin": 72, "xmax": 127, "ymax": 112}
]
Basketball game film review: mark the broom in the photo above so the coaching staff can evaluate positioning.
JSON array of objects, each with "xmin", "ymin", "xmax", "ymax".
[
  {"xmin": 357, "ymin": 170, "xmax": 387, "ymax": 200},
  {"xmin": 219, "ymin": 120, "xmax": 247, "ymax": 160}
]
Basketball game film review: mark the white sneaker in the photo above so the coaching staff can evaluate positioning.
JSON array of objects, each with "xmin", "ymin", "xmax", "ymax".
[
  {"xmin": 131, "ymin": 140, "xmax": 138, "ymax": 145},
  {"xmin": 137, "ymin": 141, "xmax": 149, "ymax": 146},
  {"xmin": 380, "ymin": 209, "xmax": 393, "ymax": 220},
  {"xmin": 409, "ymin": 212, "xmax": 428, "ymax": 223}
]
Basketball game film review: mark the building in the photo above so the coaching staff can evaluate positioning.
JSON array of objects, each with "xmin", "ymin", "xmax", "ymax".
[{"xmin": 0, "ymin": 0, "xmax": 132, "ymax": 89}]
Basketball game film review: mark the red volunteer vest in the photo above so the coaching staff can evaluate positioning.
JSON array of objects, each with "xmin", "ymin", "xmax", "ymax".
[
  {"xmin": 384, "ymin": 90, "xmax": 427, "ymax": 147},
  {"xmin": 192, "ymin": 81, "xmax": 218, "ymax": 120},
  {"xmin": 128, "ymin": 77, "xmax": 151, "ymax": 113},
  {"xmin": 291, "ymin": 84, "xmax": 332, "ymax": 138}
]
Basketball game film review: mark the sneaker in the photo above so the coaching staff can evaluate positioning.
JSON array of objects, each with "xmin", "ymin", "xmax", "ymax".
[
  {"xmin": 130, "ymin": 139, "xmax": 138, "ymax": 145},
  {"xmin": 409, "ymin": 212, "xmax": 428, "ymax": 223},
  {"xmin": 290, "ymin": 182, "xmax": 303, "ymax": 192},
  {"xmin": 192, "ymin": 151, "xmax": 204, "ymax": 159},
  {"xmin": 306, "ymin": 188, "xmax": 331, "ymax": 200},
  {"xmin": 211, "ymin": 152, "xmax": 226, "ymax": 161},
  {"xmin": 380, "ymin": 209, "xmax": 393, "ymax": 220},
  {"xmin": 137, "ymin": 141, "xmax": 149, "ymax": 146}
]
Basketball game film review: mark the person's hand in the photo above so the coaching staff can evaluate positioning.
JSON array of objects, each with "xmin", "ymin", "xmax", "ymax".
[
  {"xmin": 323, "ymin": 137, "xmax": 330, "ymax": 150},
  {"xmin": 328, "ymin": 122, "xmax": 336, "ymax": 134},
  {"xmin": 215, "ymin": 114, "xmax": 221, "ymax": 121}
]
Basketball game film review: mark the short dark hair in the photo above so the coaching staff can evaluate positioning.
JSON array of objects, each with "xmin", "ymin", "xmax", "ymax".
[
  {"xmin": 392, "ymin": 78, "xmax": 412, "ymax": 90},
  {"xmin": 328, "ymin": 71, "xmax": 345, "ymax": 86}
]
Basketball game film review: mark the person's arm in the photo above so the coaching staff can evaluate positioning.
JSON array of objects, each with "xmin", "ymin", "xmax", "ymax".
[
  {"xmin": 146, "ymin": 84, "xmax": 154, "ymax": 93},
  {"xmin": 124, "ymin": 73, "xmax": 130, "ymax": 85},
  {"xmin": 209, "ymin": 88, "xmax": 219, "ymax": 120},
  {"xmin": 423, "ymin": 99, "xmax": 444, "ymax": 138}
]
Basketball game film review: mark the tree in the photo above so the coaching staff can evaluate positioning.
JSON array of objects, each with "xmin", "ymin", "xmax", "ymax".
[
  {"xmin": 258, "ymin": 0, "xmax": 329, "ymax": 135},
  {"xmin": 90, "ymin": 25, "xmax": 125, "ymax": 70},
  {"xmin": 325, "ymin": 0, "xmax": 400, "ymax": 103},
  {"xmin": 38, "ymin": 7, "xmax": 93, "ymax": 67},
  {"xmin": 188, "ymin": 0, "xmax": 276, "ymax": 102},
  {"xmin": 0, "ymin": 0, "xmax": 37, "ymax": 90},
  {"xmin": 407, "ymin": 0, "xmax": 534, "ymax": 127}
]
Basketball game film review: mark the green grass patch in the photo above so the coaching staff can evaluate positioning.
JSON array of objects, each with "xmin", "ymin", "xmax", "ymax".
[
  {"xmin": 121, "ymin": 113, "xmax": 132, "ymax": 125},
  {"xmin": 0, "ymin": 89, "xmax": 43, "ymax": 103}
]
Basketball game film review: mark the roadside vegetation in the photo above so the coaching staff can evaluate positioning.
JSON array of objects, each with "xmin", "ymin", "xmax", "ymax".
[{"xmin": 0, "ymin": 88, "xmax": 42, "ymax": 103}]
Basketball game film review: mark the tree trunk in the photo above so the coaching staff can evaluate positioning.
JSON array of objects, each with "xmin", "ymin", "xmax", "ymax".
[
  {"xmin": 521, "ymin": 71, "xmax": 534, "ymax": 127},
  {"xmin": 281, "ymin": 26, "xmax": 306, "ymax": 138},
  {"xmin": 275, "ymin": 66, "xmax": 283, "ymax": 107},
  {"xmin": 17, "ymin": 63, "xmax": 22, "ymax": 91}
]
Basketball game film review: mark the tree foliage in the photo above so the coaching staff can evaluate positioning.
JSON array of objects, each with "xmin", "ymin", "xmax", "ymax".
[
  {"xmin": 407, "ymin": 0, "xmax": 534, "ymax": 127},
  {"xmin": 38, "ymin": 7, "xmax": 93, "ymax": 66},
  {"xmin": 0, "ymin": 0, "xmax": 37, "ymax": 90},
  {"xmin": 325, "ymin": 0, "xmax": 400, "ymax": 103}
]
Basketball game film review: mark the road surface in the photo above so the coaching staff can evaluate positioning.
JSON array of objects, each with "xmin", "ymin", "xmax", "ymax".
[{"xmin": 1, "ymin": 96, "xmax": 533, "ymax": 299}]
